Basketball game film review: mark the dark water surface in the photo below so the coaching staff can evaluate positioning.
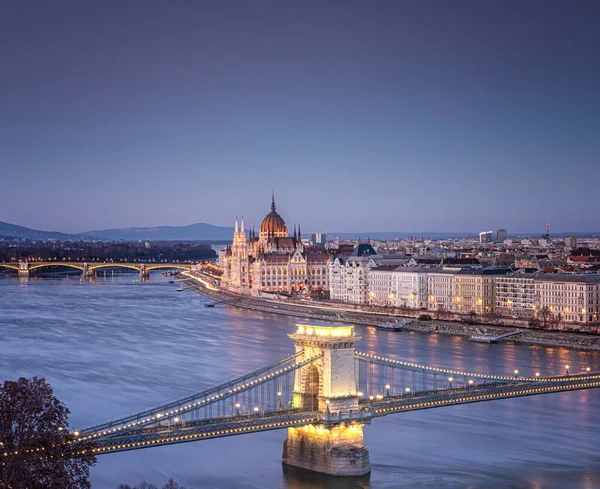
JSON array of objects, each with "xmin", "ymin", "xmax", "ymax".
[{"xmin": 1, "ymin": 273, "xmax": 599, "ymax": 489}]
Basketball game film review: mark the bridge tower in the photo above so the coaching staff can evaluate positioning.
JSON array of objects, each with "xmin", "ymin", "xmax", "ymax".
[
  {"xmin": 81, "ymin": 262, "xmax": 94, "ymax": 278},
  {"xmin": 18, "ymin": 260, "xmax": 29, "ymax": 277},
  {"xmin": 282, "ymin": 324, "xmax": 371, "ymax": 476},
  {"xmin": 139, "ymin": 263, "xmax": 149, "ymax": 279}
]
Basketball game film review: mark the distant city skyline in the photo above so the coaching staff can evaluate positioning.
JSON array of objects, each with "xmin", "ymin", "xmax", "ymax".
[{"xmin": 1, "ymin": 1, "xmax": 599, "ymax": 233}]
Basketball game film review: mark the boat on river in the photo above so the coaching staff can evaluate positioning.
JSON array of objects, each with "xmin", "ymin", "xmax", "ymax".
[{"xmin": 376, "ymin": 318, "xmax": 415, "ymax": 331}]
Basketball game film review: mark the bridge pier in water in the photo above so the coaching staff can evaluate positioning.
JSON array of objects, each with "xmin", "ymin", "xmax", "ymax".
[
  {"xmin": 18, "ymin": 261, "xmax": 29, "ymax": 277},
  {"xmin": 283, "ymin": 325, "xmax": 371, "ymax": 477}
]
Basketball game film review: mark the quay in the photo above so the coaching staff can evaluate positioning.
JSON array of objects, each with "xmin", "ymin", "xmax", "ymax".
[
  {"xmin": 178, "ymin": 272, "xmax": 600, "ymax": 352},
  {"xmin": 469, "ymin": 330, "xmax": 522, "ymax": 344}
]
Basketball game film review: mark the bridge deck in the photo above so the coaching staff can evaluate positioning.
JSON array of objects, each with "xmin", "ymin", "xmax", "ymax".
[{"xmin": 86, "ymin": 373, "xmax": 600, "ymax": 454}]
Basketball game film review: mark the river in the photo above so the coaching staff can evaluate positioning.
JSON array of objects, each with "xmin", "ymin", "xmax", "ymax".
[{"xmin": 1, "ymin": 273, "xmax": 599, "ymax": 489}]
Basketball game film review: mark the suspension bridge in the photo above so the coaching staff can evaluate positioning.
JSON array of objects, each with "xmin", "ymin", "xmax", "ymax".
[
  {"xmin": 63, "ymin": 324, "xmax": 600, "ymax": 476},
  {"xmin": 0, "ymin": 260, "xmax": 192, "ymax": 278}
]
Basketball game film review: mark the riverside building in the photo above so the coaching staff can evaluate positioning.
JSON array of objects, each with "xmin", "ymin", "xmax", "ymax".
[{"xmin": 220, "ymin": 194, "xmax": 329, "ymax": 296}]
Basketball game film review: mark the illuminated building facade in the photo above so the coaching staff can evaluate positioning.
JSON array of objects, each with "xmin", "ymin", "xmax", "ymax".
[{"xmin": 220, "ymin": 194, "xmax": 329, "ymax": 295}]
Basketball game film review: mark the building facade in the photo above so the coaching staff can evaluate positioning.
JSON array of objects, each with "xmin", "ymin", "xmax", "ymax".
[
  {"xmin": 534, "ymin": 275, "xmax": 600, "ymax": 324},
  {"xmin": 328, "ymin": 244, "xmax": 377, "ymax": 304},
  {"xmin": 453, "ymin": 268, "xmax": 507, "ymax": 314},
  {"xmin": 495, "ymin": 273, "xmax": 536, "ymax": 318},
  {"xmin": 220, "ymin": 194, "xmax": 329, "ymax": 296},
  {"xmin": 427, "ymin": 269, "xmax": 459, "ymax": 312}
]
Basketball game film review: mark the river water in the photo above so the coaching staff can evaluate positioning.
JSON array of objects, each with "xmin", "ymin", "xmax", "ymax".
[{"xmin": 1, "ymin": 273, "xmax": 599, "ymax": 489}]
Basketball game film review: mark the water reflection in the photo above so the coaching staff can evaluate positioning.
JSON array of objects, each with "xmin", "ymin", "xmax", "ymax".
[{"xmin": 0, "ymin": 273, "xmax": 598, "ymax": 489}]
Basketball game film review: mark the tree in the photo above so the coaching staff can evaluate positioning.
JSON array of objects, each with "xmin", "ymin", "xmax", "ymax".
[
  {"xmin": 483, "ymin": 311, "xmax": 501, "ymax": 326},
  {"xmin": 0, "ymin": 377, "xmax": 96, "ymax": 488},
  {"xmin": 537, "ymin": 306, "xmax": 553, "ymax": 329},
  {"xmin": 162, "ymin": 479, "xmax": 187, "ymax": 489},
  {"xmin": 435, "ymin": 304, "xmax": 452, "ymax": 321}
]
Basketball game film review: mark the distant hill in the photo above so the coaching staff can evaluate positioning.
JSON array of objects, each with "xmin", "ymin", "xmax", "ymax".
[
  {"xmin": 0, "ymin": 221, "xmax": 81, "ymax": 241},
  {"xmin": 0, "ymin": 220, "xmax": 233, "ymax": 241},
  {"xmin": 78, "ymin": 223, "xmax": 234, "ymax": 241}
]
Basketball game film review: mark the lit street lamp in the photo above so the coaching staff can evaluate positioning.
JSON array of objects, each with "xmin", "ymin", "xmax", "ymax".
[
  {"xmin": 514, "ymin": 369, "xmax": 519, "ymax": 378},
  {"xmin": 448, "ymin": 377, "xmax": 453, "ymax": 389},
  {"xmin": 565, "ymin": 365, "xmax": 570, "ymax": 376},
  {"xmin": 385, "ymin": 384, "xmax": 391, "ymax": 396}
]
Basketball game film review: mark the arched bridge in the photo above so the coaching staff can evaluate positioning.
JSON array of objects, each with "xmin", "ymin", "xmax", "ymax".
[
  {"xmin": 6, "ymin": 324, "xmax": 599, "ymax": 477},
  {"xmin": 0, "ymin": 260, "xmax": 192, "ymax": 277}
]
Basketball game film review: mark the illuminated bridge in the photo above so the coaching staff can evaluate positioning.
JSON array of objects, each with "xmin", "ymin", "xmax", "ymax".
[
  {"xmin": 62, "ymin": 324, "xmax": 600, "ymax": 476},
  {"xmin": 0, "ymin": 260, "xmax": 192, "ymax": 278}
]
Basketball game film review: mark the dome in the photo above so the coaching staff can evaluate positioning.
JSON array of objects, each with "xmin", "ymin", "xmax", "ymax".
[{"xmin": 260, "ymin": 194, "xmax": 288, "ymax": 237}]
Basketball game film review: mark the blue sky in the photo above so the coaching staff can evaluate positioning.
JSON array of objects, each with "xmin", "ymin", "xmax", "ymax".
[{"xmin": 1, "ymin": 1, "xmax": 598, "ymax": 234}]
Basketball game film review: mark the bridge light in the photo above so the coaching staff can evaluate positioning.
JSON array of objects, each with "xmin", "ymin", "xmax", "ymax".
[
  {"xmin": 357, "ymin": 391, "xmax": 364, "ymax": 397},
  {"xmin": 565, "ymin": 365, "xmax": 570, "ymax": 376},
  {"xmin": 174, "ymin": 417, "xmax": 179, "ymax": 423},
  {"xmin": 253, "ymin": 406, "xmax": 259, "ymax": 413},
  {"xmin": 514, "ymin": 369, "xmax": 519, "ymax": 378},
  {"xmin": 535, "ymin": 372, "xmax": 540, "ymax": 377},
  {"xmin": 586, "ymin": 367, "xmax": 591, "ymax": 373},
  {"xmin": 405, "ymin": 387, "xmax": 410, "ymax": 393},
  {"xmin": 73, "ymin": 431, "xmax": 79, "ymax": 437}
]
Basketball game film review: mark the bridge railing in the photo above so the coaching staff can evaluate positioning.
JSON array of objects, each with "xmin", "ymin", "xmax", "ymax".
[{"xmin": 81, "ymin": 351, "xmax": 324, "ymax": 442}]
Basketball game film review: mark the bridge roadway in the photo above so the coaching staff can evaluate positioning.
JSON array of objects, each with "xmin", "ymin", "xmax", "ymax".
[
  {"xmin": 0, "ymin": 260, "xmax": 193, "ymax": 276},
  {"xmin": 87, "ymin": 371, "xmax": 600, "ymax": 455}
]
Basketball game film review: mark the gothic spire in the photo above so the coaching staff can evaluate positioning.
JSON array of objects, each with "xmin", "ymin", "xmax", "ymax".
[
  {"xmin": 271, "ymin": 189, "xmax": 276, "ymax": 212},
  {"xmin": 293, "ymin": 223, "xmax": 297, "ymax": 241},
  {"xmin": 241, "ymin": 215, "xmax": 245, "ymax": 234},
  {"xmin": 234, "ymin": 217, "xmax": 238, "ymax": 234},
  {"xmin": 298, "ymin": 223, "xmax": 302, "ymax": 241}
]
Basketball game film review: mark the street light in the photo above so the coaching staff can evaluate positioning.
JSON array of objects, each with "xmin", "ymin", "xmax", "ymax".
[
  {"xmin": 357, "ymin": 391, "xmax": 364, "ymax": 397},
  {"xmin": 448, "ymin": 377, "xmax": 453, "ymax": 388},
  {"xmin": 405, "ymin": 387, "xmax": 411, "ymax": 396},
  {"xmin": 565, "ymin": 365, "xmax": 570, "ymax": 376},
  {"xmin": 535, "ymin": 372, "xmax": 540, "ymax": 378},
  {"xmin": 514, "ymin": 369, "xmax": 519, "ymax": 378},
  {"xmin": 235, "ymin": 403, "xmax": 241, "ymax": 415},
  {"xmin": 385, "ymin": 384, "xmax": 391, "ymax": 396},
  {"xmin": 468, "ymin": 379, "xmax": 474, "ymax": 389},
  {"xmin": 253, "ymin": 406, "xmax": 259, "ymax": 414}
]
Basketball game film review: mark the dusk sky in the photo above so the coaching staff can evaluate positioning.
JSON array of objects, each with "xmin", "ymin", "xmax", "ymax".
[{"xmin": 1, "ymin": 1, "xmax": 599, "ymax": 234}]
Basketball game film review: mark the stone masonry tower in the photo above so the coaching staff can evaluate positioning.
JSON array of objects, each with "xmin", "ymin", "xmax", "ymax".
[{"xmin": 282, "ymin": 324, "xmax": 371, "ymax": 476}]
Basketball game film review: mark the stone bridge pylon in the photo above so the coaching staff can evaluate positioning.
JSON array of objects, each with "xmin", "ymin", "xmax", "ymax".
[{"xmin": 283, "ymin": 324, "xmax": 371, "ymax": 476}]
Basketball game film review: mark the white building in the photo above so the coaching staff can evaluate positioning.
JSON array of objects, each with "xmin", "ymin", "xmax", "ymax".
[
  {"xmin": 479, "ymin": 231, "xmax": 493, "ymax": 243},
  {"xmin": 495, "ymin": 272, "xmax": 536, "ymax": 318},
  {"xmin": 390, "ymin": 267, "xmax": 432, "ymax": 309},
  {"xmin": 427, "ymin": 269, "xmax": 460, "ymax": 312},
  {"xmin": 328, "ymin": 244, "xmax": 377, "ymax": 304},
  {"xmin": 534, "ymin": 275, "xmax": 600, "ymax": 324}
]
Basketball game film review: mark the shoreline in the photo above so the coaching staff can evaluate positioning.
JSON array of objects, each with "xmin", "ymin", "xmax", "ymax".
[{"xmin": 179, "ymin": 273, "xmax": 600, "ymax": 352}]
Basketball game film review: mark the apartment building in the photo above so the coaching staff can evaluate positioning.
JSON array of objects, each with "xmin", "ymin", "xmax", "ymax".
[
  {"xmin": 453, "ymin": 268, "xmax": 508, "ymax": 314},
  {"xmin": 495, "ymin": 273, "xmax": 536, "ymax": 318},
  {"xmin": 534, "ymin": 275, "xmax": 600, "ymax": 323}
]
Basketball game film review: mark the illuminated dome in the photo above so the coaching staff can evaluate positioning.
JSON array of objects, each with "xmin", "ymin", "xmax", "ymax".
[{"xmin": 260, "ymin": 194, "xmax": 288, "ymax": 237}]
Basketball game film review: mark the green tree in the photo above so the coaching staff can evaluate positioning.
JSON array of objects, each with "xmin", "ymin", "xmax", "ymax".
[{"xmin": 0, "ymin": 377, "xmax": 96, "ymax": 488}]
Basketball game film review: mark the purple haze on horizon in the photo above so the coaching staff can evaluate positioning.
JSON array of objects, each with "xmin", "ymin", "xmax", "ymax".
[{"xmin": 1, "ymin": 1, "xmax": 599, "ymax": 234}]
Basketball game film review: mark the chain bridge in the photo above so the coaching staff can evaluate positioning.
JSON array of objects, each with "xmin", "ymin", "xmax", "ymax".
[
  {"xmin": 62, "ymin": 324, "xmax": 600, "ymax": 477},
  {"xmin": 0, "ymin": 260, "xmax": 192, "ymax": 278}
]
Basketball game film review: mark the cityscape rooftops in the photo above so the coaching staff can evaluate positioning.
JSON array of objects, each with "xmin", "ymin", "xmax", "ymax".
[{"xmin": 534, "ymin": 274, "xmax": 600, "ymax": 284}]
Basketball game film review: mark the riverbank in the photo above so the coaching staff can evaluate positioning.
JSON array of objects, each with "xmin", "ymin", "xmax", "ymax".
[{"xmin": 179, "ymin": 273, "xmax": 600, "ymax": 352}]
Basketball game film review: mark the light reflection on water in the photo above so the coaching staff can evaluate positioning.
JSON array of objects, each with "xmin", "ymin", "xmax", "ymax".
[{"xmin": 0, "ymin": 273, "xmax": 599, "ymax": 489}]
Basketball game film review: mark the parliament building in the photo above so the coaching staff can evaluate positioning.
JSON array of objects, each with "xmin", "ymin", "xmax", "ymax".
[{"xmin": 219, "ymin": 194, "xmax": 329, "ymax": 296}]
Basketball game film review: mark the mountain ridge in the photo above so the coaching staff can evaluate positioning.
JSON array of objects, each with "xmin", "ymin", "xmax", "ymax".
[{"xmin": 1, "ymin": 221, "xmax": 598, "ymax": 242}]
